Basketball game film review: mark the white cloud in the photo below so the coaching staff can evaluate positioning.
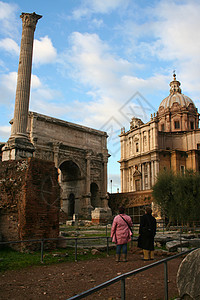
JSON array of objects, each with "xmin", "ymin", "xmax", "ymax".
[
  {"xmin": 0, "ymin": 72, "xmax": 43, "ymax": 106},
  {"xmin": 153, "ymin": 1, "xmax": 200, "ymax": 97},
  {"xmin": 90, "ymin": 18, "xmax": 104, "ymax": 28},
  {"xmin": 0, "ymin": 72, "xmax": 17, "ymax": 104},
  {"xmin": 67, "ymin": 32, "xmax": 131, "ymax": 91},
  {"xmin": 123, "ymin": 1, "xmax": 200, "ymax": 98},
  {"xmin": 152, "ymin": 1, "xmax": 200, "ymax": 60},
  {"xmin": 33, "ymin": 36, "xmax": 57, "ymax": 65},
  {"xmin": 0, "ymin": 125, "xmax": 11, "ymax": 141},
  {"xmin": 0, "ymin": 1, "xmax": 19, "ymax": 37},
  {"xmin": 31, "ymin": 74, "xmax": 42, "ymax": 89},
  {"xmin": 29, "ymin": 95, "xmax": 71, "ymax": 119},
  {"xmin": 71, "ymin": 0, "xmax": 129, "ymax": 19},
  {"xmin": 0, "ymin": 38, "xmax": 19, "ymax": 55},
  {"xmin": 59, "ymin": 31, "xmax": 169, "ymax": 130}
]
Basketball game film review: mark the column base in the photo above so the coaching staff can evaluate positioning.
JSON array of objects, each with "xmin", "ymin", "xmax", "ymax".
[
  {"xmin": 81, "ymin": 204, "xmax": 94, "ymax": 219},
  {"xmin": 91, "ymin": 207, "xmax": 112, "ymax": 224},
  {"xmin": 2, "ymin": 137, "xmax": 35, "ymax": 161}
]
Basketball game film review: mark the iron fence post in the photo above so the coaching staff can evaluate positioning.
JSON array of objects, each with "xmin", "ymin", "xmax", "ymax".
[
  {"xmin": 164, "ymin": 261, "xmax": 168, "ymax": 300},
  {"xmin": 180, "ymin": 228, "xmax": 182, "ymax": 252},
  {"xmin": 121, "ymin": 278, "xmax": 126, "ymax": 300},
  {"xmin": 75, "ymin": 238, "xmax": 78, "ymax": 261},
  {"xmin": 41, "ymin": 239, "xmax": 44, "ymax": 263},
  {"xmin": 106, "ymin": 237, "xmax": 109, "ymax": 255}
]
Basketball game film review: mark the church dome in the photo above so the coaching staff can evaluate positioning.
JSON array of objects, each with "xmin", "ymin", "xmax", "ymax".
[{"xmin": 159, "ymin": 73, "xmax": 196, "ymax": 110}]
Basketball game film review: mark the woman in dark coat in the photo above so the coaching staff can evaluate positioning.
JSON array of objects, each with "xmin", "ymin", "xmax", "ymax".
[{"xmin": 138, "ymin": 206, "xmax": 156, "ymax": 261}]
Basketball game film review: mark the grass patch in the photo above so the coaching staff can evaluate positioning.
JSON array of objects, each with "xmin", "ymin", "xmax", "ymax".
[{"xmin": 0, "ymin": 246, "xmax": 115, "ymax": 273}]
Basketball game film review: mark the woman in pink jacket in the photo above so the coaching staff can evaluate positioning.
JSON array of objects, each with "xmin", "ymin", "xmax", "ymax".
[{"xmin": 111, "ymin": 206, "xmax": 133, "ymax": 262}]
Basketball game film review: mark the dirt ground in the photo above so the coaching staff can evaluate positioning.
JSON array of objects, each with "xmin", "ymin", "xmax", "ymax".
[{"xmin": 0, "ymin": 250, "xmax": 182, "ymax": 300}]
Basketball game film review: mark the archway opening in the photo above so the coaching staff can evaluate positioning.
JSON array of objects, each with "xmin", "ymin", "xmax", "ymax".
[
  {"xmin": 90, "ymin": 182, "xmax": 99, "ymax": 208},
  {"xmin": 68, "ymin": 193, "xmax": 75, "ymax": 217},
  {"xmin": 59, "ymin": 160, "xmax": 81, "ymax": 182},
  {"xmin": 59, "ymin": 160, "xmax": 82, "ymax": 219}
]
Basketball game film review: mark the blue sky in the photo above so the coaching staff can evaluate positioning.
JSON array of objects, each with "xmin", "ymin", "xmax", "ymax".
[{"xmin": 1, "ymin": 0, "xmax": 200, "ymax": 192}]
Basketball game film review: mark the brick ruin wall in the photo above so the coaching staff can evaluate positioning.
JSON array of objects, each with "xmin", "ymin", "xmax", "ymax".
[{"xmin": 0, "ymin": 158, "xmax": 60, "ymax": 250}]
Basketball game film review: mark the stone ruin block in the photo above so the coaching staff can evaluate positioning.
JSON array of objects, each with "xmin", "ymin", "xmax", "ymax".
[
  {"xmin": 0, "ymin": 158, "xmax": 60, "ymax": 251},
  {"xmin": 91, "ymin": 207, "xmax": 112, "ymax": 224},
  {"xmin": 177, "ymin": 248, "xmax": 200, "ymax": 299}
]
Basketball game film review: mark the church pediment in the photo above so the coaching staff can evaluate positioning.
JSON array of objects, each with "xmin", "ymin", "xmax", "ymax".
[{"xmin": 133, "ymin": 169, "xmax": 142, "ymax": 177}]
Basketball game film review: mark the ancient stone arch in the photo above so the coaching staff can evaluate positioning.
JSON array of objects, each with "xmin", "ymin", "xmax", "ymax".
[{"xmin": 25, "ymin": 111, "xmax": 111, "ymax": 219}]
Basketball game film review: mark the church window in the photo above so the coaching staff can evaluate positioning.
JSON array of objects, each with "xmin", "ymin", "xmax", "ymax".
[
  {"xmin": 197, "ymin": 144, "xmax": 200, "ymax": 150},
  {"xmin": 174, "ymin": 121, "xmax": 180, "ymax": 129},
  {"xmin": 161, "ymin": 124, "xmax": 164, "ymax": 131},
  {"xmin": 143, "ymin": 136, "xmax": 147, "ymax": 146},
  {"xmin": 135, "ymin": 179, "xmax": 140, "ymax": 191},
  {"xmin": 136, "ymin": 142, "xmax": 139, "ymax": 152},
  {"xmin": 190, "ymin": 121, "xmax": 194, "ymax": 130}
]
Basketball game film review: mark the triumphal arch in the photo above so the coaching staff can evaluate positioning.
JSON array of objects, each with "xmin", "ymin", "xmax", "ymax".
[{"xmin": 26, "ymin": 111, "xmax": 110, "ymax": 219}]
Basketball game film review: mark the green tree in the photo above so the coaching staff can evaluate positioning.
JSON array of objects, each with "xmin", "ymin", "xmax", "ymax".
[
  {"xmin": 152, "ymin": 169, "xmax": 200, "ymax": 227},
  {"xmin": 174, "ymin": 170, "xmax": 200, "ymax": 225},
  {"xmin": 152, "ymin": 170, "xmax": 175, "ymax": 226}
]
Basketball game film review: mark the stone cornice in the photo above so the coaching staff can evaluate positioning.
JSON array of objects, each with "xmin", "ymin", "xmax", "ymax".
[{"xmin": 29, "ymin": 111, "xmax": 108, "ymax": 137}]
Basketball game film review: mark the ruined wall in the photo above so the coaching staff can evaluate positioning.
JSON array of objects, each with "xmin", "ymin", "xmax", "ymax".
[
  {"xmin": 108, "ymin": 190, "xmax": 152, "ymax": 215},
  {"xmin": 0, "ymin": 158, "xmax": 60, "ymax": 249}
]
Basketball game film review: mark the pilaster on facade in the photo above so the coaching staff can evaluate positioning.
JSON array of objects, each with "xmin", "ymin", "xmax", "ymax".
[
  {"xmin": 102, "ymin": 155, "xmax": 108, "ymax": 196},
  {"xmin": 147, "ymin": 162, "xmax": 151, "ymax": 189},
  {"xmin": 53, "ymin": 142, "xmax": 61, "ymax": 168},
  {"xmin": 151, "ymin": 161, "xmax": 155, "ymax": 186}
]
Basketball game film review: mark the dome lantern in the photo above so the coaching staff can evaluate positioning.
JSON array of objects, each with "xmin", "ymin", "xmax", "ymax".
[{"xmin": 169, "ymin": 72, "xmax": 182, "ymax": 95}]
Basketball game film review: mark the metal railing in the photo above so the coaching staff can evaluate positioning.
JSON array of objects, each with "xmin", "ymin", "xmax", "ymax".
[
  {"xmin": 0, "ymin": 236, "xmax": 113, "ymax": 262},
  {"xmin": 67, "ymin": 248, "xmax": 197, "ymax": 300}
]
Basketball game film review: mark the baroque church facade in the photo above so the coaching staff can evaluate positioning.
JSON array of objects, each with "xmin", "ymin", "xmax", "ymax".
[{"xmin": 119, "ymin": 74, "xmax": 200, "ymax": 194}]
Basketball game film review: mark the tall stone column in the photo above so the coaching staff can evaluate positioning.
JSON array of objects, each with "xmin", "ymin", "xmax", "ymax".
[
  {"xmin": 103, "ymin": 157, "xmax": 108, "ymax": 195},
  {"xmin": 2, "ymin": 12, "xmax": 42, "ymax": 161}
]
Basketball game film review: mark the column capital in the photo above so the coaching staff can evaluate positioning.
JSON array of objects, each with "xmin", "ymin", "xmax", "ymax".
[{"xmin": 21, "ymin": 12, "xmax": 42, "ymax": 31}]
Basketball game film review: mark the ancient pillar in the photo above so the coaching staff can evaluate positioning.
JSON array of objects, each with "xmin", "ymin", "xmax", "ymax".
[
  {"xmin": 103, "ymin": 157, "xmax": 108, "ymax": 195},
  {"xmin": 84, "ymin": 152, "xmax": 92, "ymax": 208},
  {"xmin": 2, "ymin": 12, "xmax": 42, "ymax": 161}
]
